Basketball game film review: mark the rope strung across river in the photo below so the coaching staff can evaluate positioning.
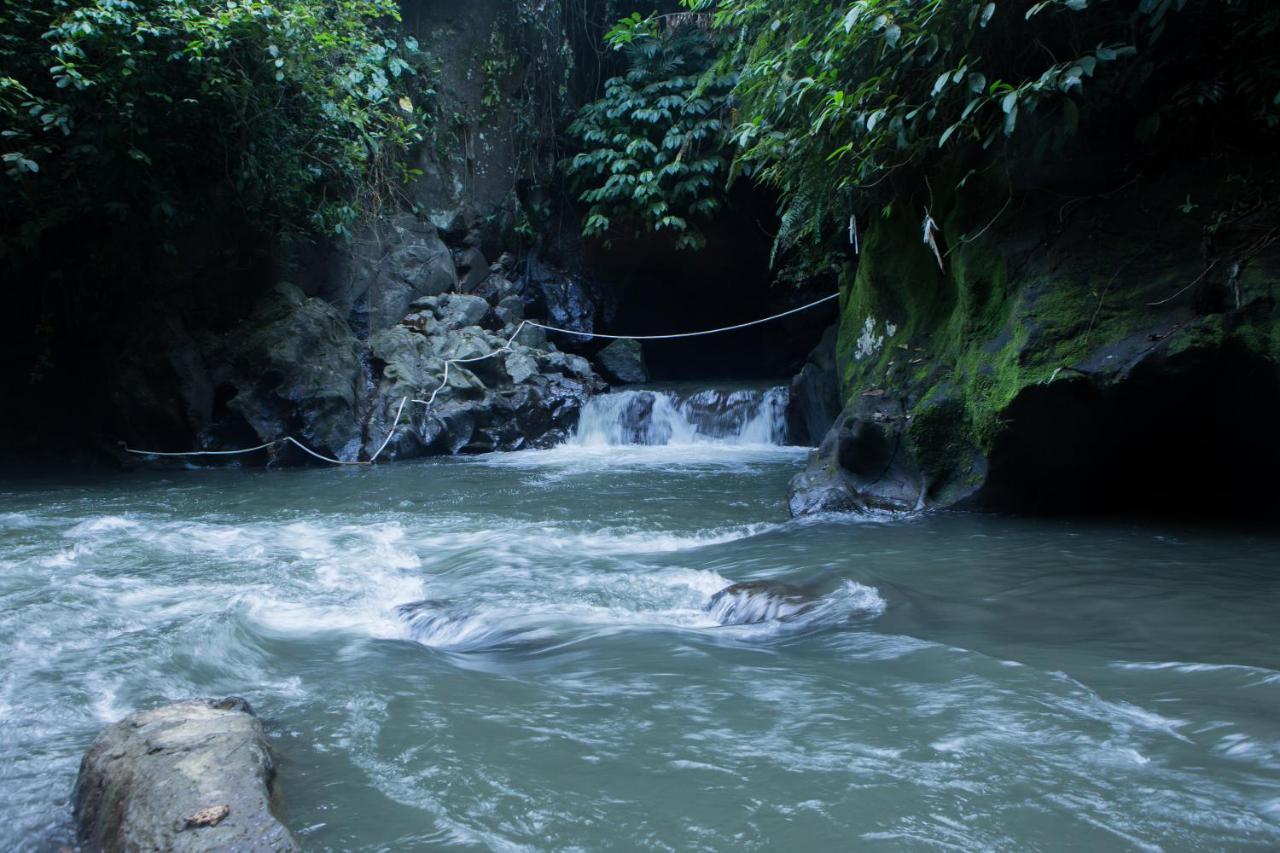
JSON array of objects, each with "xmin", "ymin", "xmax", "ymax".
[
  {"xmin": 523, "ymin": 292, "xmax": 840, "ymax": 340},
  {"xmin": 121, "ymin": 291, "xmax": 841, "ymax": 465}
]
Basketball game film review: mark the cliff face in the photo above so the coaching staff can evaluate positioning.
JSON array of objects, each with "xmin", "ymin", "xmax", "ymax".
[
  {"xmin": 3, "ymin": 1, "xmax": 600, "ymax": 466},
  {"xmin": 789, "ymin": 164, "xmax": 1280, "ymax": 517}
]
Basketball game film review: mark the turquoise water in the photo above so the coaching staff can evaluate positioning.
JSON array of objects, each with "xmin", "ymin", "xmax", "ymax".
[{"xmin": 1, "ymin": 404, "xmax": 1278, "ymax": 850}]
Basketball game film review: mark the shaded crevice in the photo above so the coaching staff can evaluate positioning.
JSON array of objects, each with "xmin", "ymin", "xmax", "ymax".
[{"xmin": 978, "ymin": 344, "xmax": 1280, "ymax": 516}]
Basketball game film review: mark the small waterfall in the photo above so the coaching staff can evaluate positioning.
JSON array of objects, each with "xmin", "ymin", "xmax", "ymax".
[{"xmin": 571, "ymin": 387, "xmax": 790, "ymax": 447}]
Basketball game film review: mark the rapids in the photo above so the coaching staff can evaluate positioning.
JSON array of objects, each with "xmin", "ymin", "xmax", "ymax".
[{"xmin": 0, "ymin": 386, "xmax": 1277, "ymax": 850}]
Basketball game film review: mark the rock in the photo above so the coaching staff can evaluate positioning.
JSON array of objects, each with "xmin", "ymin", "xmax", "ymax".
[
  {"xmin": 212, "ymin": 283, "xmax": 365, "ymax": 463},
  {"xmin": 505, "ymin": 349, "xmax": 540, "ymax": 385},
  {"xmin": 787, "ymin": 324, "xmax": 841, "ymax": 446},
  {"xmin": 73, "ymin": 698, "xmax": 298, "ymax": 852},
  {"xmin": 787, "ymin": 401, "xmax": 924, "ymax": 517},
  {"xmin": 497, "ymin": 295, "xmax": 525, "ymax": 321},
  {"xmin": 512, "ymin": 323, "xmax": 547, "ymax": 349},
  {"xmin": 787, "ymin": 463, "xmax": 865, "ymax": 517},
  {"xmin": 370, "ymin": 326, "xmax": 445, "ymax": 389},
  {"xmin": 432, "ymin": 294, "xmax": 491, "ymax": 330},
  {"xmin": 520, "ymin": 259, "xmax": 596, "ymax": 337},
  {"xmin": 429, "ymin": 204, "xmax": 479, "ymax": 244},
  {"xmin": 344, "ymin": 215, "xmax": 457, "ymax": 334},
  {"xmin": 705, "ymin": 581, "xmax": 817, "ymax": 625},
  {"xmin": 453, "ymin": 246, "xmax": 489, "ymax": 293},
  {"xmin": 595, "ymin": 338, "xmax": 649, "ymax": 385},
  {"xmin": 466, "ymin": 272, "xmax": 519, "ymax": 306},
  {"xmin": 539, "ymin": 350, "xmax": 596, "ymax": 382},
  {"xmin": 399, "ymin": 310, "xmax": 439, "ymax": 336},
  {"xmin": 680, "ymin": 388, "xmax": 782, "ymax": 439},
  {"xmin": 360, "ymin": 306, "xmax": 604, "ymax": 461}
]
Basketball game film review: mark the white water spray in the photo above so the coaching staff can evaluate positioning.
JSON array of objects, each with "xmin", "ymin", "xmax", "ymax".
[{"xmin": 571, "ymin": 387, "xmax": 790, "ymax": 448}]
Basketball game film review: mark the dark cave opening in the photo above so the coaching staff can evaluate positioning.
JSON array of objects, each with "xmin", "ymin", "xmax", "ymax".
[
  {"xmin": 980, "ymin": 344, "xmax": 1280, "ymax": 517},
  {"xmin": 582, "ymin": 184, "xmax": 838, "ymax": 382}
]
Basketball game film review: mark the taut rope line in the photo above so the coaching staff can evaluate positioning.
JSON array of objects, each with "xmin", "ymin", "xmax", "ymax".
[
  {"xmin": 122, "ymin": 291, "xmax": 840, "ymax": 464},
  {"xmin": 523, "ymin": 292, "xmax": 839, "ymax": 340}
]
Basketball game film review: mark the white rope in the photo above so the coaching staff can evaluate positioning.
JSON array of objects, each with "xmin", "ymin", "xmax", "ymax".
[
  {"xmin": 411, "ymin": 320, "xmax": 529, "ymax": 410},
  {"xmin": 120, "ymin": 441, "xmax": 278, "ymax": 457},
  {"xmin": 366, "ymin": 394, "xmax": 410, "ymax": 463},
  {"xmin": 122, "ymin": 292, "xmax": 839, "ymax": 464},
  {"xmin": 524, "ymin": 292, "xmax": 840, "ymax": 340}
]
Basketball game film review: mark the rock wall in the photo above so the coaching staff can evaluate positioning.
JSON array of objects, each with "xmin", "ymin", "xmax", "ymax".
[
  {"xmin": 99, "ymin": 1, "xmax": 619, "ymax": 465},
  {"xmin": 789, "ymin": 166, "xmax": 1280, "ymax": 517}
]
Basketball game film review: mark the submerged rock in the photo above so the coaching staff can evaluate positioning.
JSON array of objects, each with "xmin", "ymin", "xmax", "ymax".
[
  {"xmin": 73, "ymin": 697, "xmax": 297, "ymax": 852},
  {"xmin": 705, "ymin": 581, "xmax": 816, "ymax": 625},
  {"xmin": 595, "ymin": 338, "xmax": 649, "ymax": 385}
]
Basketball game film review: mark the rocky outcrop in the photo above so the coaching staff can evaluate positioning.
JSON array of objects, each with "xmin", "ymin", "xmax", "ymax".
[
  {"xmin": 134, "ymin": 220, "xmax": 610, "ymax": 465},
  {"xmin": 786, "ymin": 324, "xmax": 841, "ymax": 446},
  {"xmin": 790, "ymin": 167, "xmax": 1280, "ymax": 518},
  {"xmin": 212, "ymin": 283, "xmax": 367, "ymax": 463},
  {"xmin": 73, "ymin": 698, "xmax": 297, "ymax": 852},
  {"xmin": 595, "ymin": 338, "xmax": 648, "ymax": 385},
  {"xmin": 520, "ymin": 259, "xmax": 600, "ymax": 339},
  {"xmin": 787, "ymin": 394, "xmax": 931, "ymax": 515},
  {"xmin": 357, "ymin": 215, "xmax": 458, "ymax": 334},
  {"xmin": 361, "ymin": 290, "xmax": 605, "ymax": 457}
]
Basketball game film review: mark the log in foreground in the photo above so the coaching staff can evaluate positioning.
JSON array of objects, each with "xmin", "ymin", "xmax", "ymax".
[{"xmin": 73, "ymin": 698, "xmax": 297, "ymax": 852}]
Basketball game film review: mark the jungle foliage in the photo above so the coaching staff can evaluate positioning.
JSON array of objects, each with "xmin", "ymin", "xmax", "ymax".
[
  {"xmin": 564, "ymin": 13, "xmax": 734, "ymax": 250},
  {"xmin": 568, "ymin": 0, "xmax": 1280, "ymax": 264},
  {"xmin": 0, "ymin": 0, "xmax": 432, "ymax": 268}
]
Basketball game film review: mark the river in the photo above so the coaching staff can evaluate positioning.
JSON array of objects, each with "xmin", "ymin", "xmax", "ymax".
[{"xmin": 1, "ymin": 387, "xmax": 1278, "ymax": 850}]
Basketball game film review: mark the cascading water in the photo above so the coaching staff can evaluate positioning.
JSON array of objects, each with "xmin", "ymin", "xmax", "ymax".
[
  {"xmin": 3, "ymin": 393, "xmax": 1278, "ymax": 850},
  {"xmin": 571, "ymin": 386, "xmax": 791, "ymax": 447}
]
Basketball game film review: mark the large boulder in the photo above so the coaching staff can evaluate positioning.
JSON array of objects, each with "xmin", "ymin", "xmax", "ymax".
[
  {"xmin": 452, "ymin": 245, "xmax": 490, "ymax": 294},
  {"xmin": 341, "ymin": 214, "xmax": 457, "ymax": 334},
  {"xmin": 213, "ymin": 283, "xmax": 365, "ymax": 462},
  {"xmin": 73, "ymin": 698, "xmax": 297, "ymax": 852},
  {"xmin": 595, "ymin": 338, "xmax": 649, "ymax": 385},
  {"xmin": 787, "ymin": 398, "xmax": 929, "ymax": 517},
  {"xmin": 786, "ymin": 462, "xmax": 865, "ymax": 517},
  {"xmin": 520, "ymin": 259, "xmax": 597, "ymax": 338},
  {"xmin": 413, "ymin": 293, "xmax": 491, "ymax": 331}
]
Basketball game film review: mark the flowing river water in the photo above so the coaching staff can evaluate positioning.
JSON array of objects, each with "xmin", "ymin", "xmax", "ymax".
[{"xmin": 1, "ymin": 386, "xmax": 1278, "ymax": 850}]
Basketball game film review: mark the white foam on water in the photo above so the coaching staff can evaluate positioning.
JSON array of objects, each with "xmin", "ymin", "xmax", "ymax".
[
  {"xmin": 66, "ymin": 515, "xmax": 141, "ymax": 536},
  {"xmin": 400, "ymin": 571, "xmax": 887, "ymax": 653},
  {"xmin": 0, "ymin": 512, "xmax": 59, "ymax": 529},
  {"xmin": 570, "ymin": 387, "xmax": 792, "ymax": 449},
  {"xmin": 532, "ymin": 522, "xmax": 780, "ymax": 556},
  {"xmin": 1112, "ymin": 660, "xmax": 1280, "ymax": 686},
  {"xmin": 400, "ymin": 566, "xmax": 735, "ymax": 651}
]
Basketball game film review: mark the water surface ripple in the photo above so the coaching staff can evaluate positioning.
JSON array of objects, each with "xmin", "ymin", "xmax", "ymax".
[{"xmin": 1, "ymin": 419, "xmax": 1278, "ymax": 850}]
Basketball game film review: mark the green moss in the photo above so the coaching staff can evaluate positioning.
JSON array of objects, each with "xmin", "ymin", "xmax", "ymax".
[
  {"xmin": 906, "ymin": 386, "xmax": 970, "ymax": 481},
  {"xmin": 834, "ymin": 184, "xmax": 1280, "ymax": 478},
  {"xmin": 835, "ymin": 204, "xmax": 952, "ymax": 398},
  {"xmin": 1166, "ymin": 314, "xmax": 1227, "ymax": 358}
]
